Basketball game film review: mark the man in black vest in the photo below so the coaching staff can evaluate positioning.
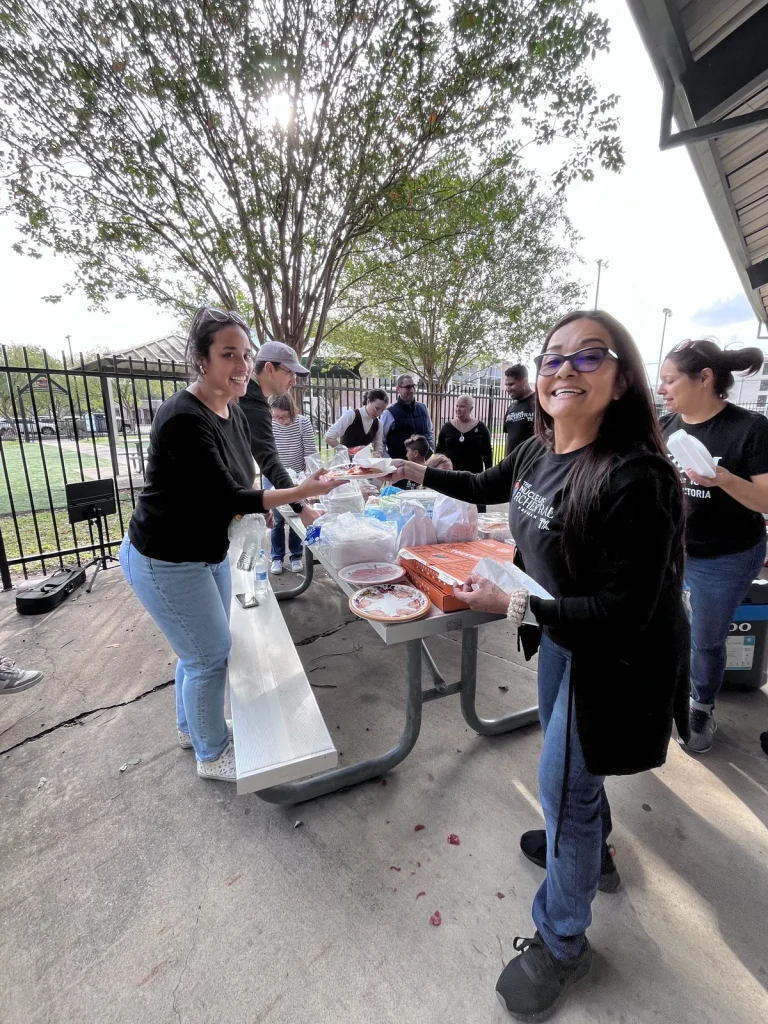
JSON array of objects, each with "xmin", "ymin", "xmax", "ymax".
[{"xmin": 381, "ymin": 374, "xmax": 434, "ymax": 460}]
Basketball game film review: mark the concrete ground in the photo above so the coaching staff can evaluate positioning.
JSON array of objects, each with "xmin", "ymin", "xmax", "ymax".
[{"xmin": 1, "ymin": 561, "xmax": 767, "ymax": 1024}]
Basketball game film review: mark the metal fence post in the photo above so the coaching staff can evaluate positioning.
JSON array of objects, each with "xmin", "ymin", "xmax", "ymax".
[
  {"xmin": 100, "ymin": 369, "xmax": 121, "ymax": 482},
  {"xmin": 0, "ymin": 524, "xmax": 12, "ymax": 590}
]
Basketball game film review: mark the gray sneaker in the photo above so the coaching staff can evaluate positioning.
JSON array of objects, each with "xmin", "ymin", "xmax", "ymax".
[
  {"xmin": 0, "ymin": 658, "xmax": 43, "ymax": 694},
  {"xmin": 682, "ymin": 706, "xmax": 717, "ymax": 753}
]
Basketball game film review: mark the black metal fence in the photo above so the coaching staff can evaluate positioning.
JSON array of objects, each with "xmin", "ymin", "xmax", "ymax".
[
  {"xmin": 0, "ymin": 347, "xmax": 189, "ymax": 586},
  {"xmin": 0, "ymin": 346, "xmax": 765, "ymax": 587}
]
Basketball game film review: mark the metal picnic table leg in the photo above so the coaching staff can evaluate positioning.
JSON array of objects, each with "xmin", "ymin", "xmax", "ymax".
[
  {"xmin": 459, "ymin": 625, "xmax": 539, "ymax": 735},
  {"xmin": 275, "ymin": 545, "xmax": 314, "ymax": 602},
  {"xmin": 256, "ymin": 637, "xmax": 424, "ymax": 804}
]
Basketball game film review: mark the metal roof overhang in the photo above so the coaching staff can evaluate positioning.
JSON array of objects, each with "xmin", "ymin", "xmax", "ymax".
[{"xmin": 626, "ymin": 0, "xmax": 768, "ymax": 331}]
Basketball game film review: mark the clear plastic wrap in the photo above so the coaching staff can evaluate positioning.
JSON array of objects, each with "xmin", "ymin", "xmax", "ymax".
[{"xmin": 311, "ymin": 512, "xmax": 398, "ymax": 569}]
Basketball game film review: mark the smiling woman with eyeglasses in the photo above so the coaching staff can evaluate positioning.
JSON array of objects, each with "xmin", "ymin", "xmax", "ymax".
[
  {"xmin": 388, "ymin": 310, "xmax": 689, "ymax": 1018},
  {"xmin": 119, "ymin": 307, "xmax": 340, "ymax": 784}
]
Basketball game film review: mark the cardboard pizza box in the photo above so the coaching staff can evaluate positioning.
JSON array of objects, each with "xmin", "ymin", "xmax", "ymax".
[{"xmin": 400, "ymin": 540, "xmax": 518, "ymax": 609}]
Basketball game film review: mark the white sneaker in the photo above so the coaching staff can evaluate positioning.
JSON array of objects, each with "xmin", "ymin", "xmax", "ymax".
[
  {"xmin": 289, "ymin": 558, "xmax": 303, "ymax": 573},
  {"xmin": 178, "ymin": 721, "xmax": 232, "ymax": 750},
  {"xmin": 270, "ymin": 558, "xmax": 283, "ymax": 575},
  {"xmin": 196, "ymin": 741, "xmax": 237, "ymax": 782},
  {"xmin": 0, "ymin": 658, "xmax": 43, "ymax": 694}
]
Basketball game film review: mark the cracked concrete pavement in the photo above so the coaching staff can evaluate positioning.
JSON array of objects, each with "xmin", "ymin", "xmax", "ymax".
[{"xmin": 1, "ymin": 563, "xmax": 768, "ymax": 1024}]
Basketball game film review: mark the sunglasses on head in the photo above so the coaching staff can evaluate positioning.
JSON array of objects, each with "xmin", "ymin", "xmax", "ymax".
[
  {"xmin": 534, "ymin": 346, "xmax": 617, "ymax": 377},
  {"xmin": 198, "ymin": 306, "xmax": 249, "ymax": 330}
]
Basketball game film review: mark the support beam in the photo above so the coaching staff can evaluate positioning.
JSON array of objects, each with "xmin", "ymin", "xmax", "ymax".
[
  {"xmin": 659, "ymin": 80, "xmax": 768, "ymax": 151},
  {"xmin": 680, "ymin": 5, "xmax": 768, "ymax": 122}
]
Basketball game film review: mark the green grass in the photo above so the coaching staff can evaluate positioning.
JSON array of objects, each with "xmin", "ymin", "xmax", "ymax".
[{"xmin": 0, "ymin": 440, "xmax": 102, "ymax": 515}]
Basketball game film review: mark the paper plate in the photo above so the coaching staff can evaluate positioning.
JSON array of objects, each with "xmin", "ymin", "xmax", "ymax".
[
  {"xmin": 349, "ymin": 584, "xmax": 430, "ymax": 623},
  {"xmin": 338, "ymin": 562, "xmax": 406, "ymax": 586},
  {"xmin": 325, "ymin": 464, "xmax": 393, "ymax": 479}
]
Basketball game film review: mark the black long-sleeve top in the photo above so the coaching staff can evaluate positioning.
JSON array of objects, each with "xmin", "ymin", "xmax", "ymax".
[
  {"xmin": 129, "ymin": 389, "xmax": 266, "ymax": 563},
  {"xmin": 423, "ymin": 437, "xmax": 690, "ymax": 777},
  {"xmin": 435, "ymin": 420, "xmax": 493, "ymax": 473},
  {"xmin": 239, "ymin": 378, "xmax": 303, "ymax": 513}
]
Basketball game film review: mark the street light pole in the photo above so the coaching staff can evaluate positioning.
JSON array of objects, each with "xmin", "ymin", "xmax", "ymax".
[
  {"xmin": 655, "ymin": 308, "xmax": 673, "ymax": 389},
  {"xmin": 594, "ymin": 259, "xmax": 609, "ymax": 308}
]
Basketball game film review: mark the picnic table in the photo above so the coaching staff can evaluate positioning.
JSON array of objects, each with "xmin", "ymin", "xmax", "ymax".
[{"xmin": 243, "ymin": 509, "xmax": 539, "ymax": 805}]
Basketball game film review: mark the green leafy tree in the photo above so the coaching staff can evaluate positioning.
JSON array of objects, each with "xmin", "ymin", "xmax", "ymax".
[
  {"xmin": 329, "ymin": 159, "xmax": 585, "ymax": 391},
  {"xmin": 0, "ymin": 0, "xmax": 621, "ymax": 362}
]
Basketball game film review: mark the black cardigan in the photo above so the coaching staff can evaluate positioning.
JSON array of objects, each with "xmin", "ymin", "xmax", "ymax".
[{"xmin": 424, "ymin": 438, "xmax": 690, "ymax": 777}]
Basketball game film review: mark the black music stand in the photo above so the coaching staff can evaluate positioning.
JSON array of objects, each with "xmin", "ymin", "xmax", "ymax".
[{"xmin": 65, "ymin": 479, "xmax": 120, "ymax": 592}]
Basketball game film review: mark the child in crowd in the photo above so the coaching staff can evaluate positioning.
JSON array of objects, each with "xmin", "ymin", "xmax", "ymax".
[{"xmin": 268, "ymin": 394, "xmax": 318, "ymax": 574}]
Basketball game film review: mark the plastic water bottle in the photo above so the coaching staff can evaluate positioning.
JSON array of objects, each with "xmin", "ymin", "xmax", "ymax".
[{"xmin": 253, "ymin": 549, "xmax": 269, "ymax": 599}]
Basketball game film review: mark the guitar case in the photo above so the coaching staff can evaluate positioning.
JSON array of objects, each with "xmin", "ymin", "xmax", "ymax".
[{"xmin": 16, "ymin": 566, "xmax": 87, "ymax": 615}]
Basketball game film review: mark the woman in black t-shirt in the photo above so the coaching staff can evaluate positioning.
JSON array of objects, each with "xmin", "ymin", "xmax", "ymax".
[
  {"xmin": 120, "ymin": 308, "xmax": 339, "ymax": 784},
  {"xmin": 436, "ymin": 394, "xmax": 493, "ymax": 511},
  {"xmin": 389, "ymin": 312, "xmax": 688, "ymax": 1019},
  {"xmin": 658, "ymin": 340, "xmax": 768, "ymax": 753}
]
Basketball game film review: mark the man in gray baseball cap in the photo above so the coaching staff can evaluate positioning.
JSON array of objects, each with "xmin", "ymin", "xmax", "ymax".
[{"xmin": 239, "ymin": 340, "xmax": 318, "ymax": 527}]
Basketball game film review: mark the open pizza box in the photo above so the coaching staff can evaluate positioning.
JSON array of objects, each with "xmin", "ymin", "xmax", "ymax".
[{"xmin": 399, "ymin": 540, "xmax": 518, "ymax": 612}]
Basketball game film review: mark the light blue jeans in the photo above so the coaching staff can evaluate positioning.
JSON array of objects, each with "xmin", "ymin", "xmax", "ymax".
[
  {"xmin": 532, "ymin": 635, "xmax": 610, "ymax": 960},
  {"xmin": 119, "ymin": 536, "xmax": 231, "ymax": 761},
  {"xmin": 685, "ymin": 537, "xmax": 766, "ymax": 708}
]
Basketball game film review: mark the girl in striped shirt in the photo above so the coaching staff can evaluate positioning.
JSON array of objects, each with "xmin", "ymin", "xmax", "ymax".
[{"xmin": 267, "ymin": 394, "xmax": 319, "ymax": 574}]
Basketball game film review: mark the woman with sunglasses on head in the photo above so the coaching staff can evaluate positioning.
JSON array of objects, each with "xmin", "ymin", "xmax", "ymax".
[
  {"xmin": 120, "ymin": 308, "xmax": 340, "ymax": 783},
  {"xmin": 658, "ymin": 340, "xmax": 768, "ymax": 753},
  {"xmin": 389, "ymin": 311, "xmax": 689, "ymax": 1020}
]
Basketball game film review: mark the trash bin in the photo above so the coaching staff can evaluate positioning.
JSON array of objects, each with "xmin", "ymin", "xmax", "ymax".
[{"xmin": 723, "ymin": 579, "xmax": 768, "ymax": 691}]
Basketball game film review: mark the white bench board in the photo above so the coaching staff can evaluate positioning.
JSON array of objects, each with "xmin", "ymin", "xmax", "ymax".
[{"xmin": 228, "ymin": 556, "xmax": 337, "ymax": 795}]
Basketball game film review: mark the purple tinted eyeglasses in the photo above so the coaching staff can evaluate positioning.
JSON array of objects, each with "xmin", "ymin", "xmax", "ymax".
[{"xmin": 534, "ymin": 346, "xmax": 617, "ymax": 377}]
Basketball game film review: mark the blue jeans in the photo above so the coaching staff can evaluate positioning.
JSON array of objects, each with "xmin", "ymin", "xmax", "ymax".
[
  {"xmin": 532, "ymin": 635, "xmax": 611, "ymax": 960},
  {"xmin": 263, "ymin": 481, "xmax": 303, "ymax": 562},
  {"xmin": 119, "ymin": 536, "xmax": 231, "ymax": 762},
  {"xmin": 685, "ymin": 537, "xmax": 766, "ymax": 708},
  {"xmin": 271, "ymin": 507, "xmax": 302, "ymax": 561}
]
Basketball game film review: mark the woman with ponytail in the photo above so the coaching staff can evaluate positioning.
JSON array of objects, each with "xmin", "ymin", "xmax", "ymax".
[
  {"xmin": 389, "ymin": 311, "xmax": 689, "ymax": 1019},
  {"xmin": 659, "ymin": 340, "xmax": 768, "ymax": 753}
]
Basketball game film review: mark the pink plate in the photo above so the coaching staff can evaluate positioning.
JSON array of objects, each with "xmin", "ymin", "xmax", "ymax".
[{"xmin": 338, "ymin": 562, "xmax": 406, "ymax": 586}]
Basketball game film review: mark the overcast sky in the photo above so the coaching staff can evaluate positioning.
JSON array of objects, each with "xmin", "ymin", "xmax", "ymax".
[{"xmin": 0, "ymin": 0, "xmax": 763, "ymax": 370}]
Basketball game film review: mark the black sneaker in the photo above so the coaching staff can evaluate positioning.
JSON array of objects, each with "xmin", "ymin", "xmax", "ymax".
[
  {"xmin": 520, "ymin": 830, "xmax": 621, "ymax": 894},
  {"xmin": 760, "ymin": 731, "xmax": 768, "ymax": 757},
  {"xmin": 496, "ymin": 931, "xmax": 592, "ymax": 1021}
]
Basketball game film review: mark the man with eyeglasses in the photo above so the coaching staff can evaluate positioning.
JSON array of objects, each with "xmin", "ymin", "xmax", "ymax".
[
  {"xmin": 240, "ymin": 341, "xmax": 319, "ymax": 527},
  {"xmin": 380, "ymin": 373, "xmax": 434, "ymax": 461}
]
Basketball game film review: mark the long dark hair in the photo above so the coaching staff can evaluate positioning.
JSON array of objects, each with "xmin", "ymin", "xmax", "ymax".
[
  {"xmin": 663, "ymin": 339, "xmax": 763, "ymax": 399},
  {"xmin": 535, "ymin": 310, "xmax": 683, "ymax": 575}
]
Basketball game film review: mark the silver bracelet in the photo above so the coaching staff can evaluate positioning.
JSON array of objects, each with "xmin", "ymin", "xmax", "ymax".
[{"xmin": 506, "ymin": 588, "xmax": 528, "ymax": 623}]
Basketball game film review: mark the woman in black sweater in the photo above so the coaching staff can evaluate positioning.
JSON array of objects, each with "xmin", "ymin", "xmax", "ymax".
[
  {"xmin": 391, "ymin": 311, "xmax": 689, "ymax": 1020},
  {"xmin": 120, "ymin": 308, "xmax": 339, "ymax": 783}
]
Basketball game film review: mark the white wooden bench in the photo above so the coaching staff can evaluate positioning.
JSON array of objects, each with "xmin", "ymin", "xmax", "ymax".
[{"xmin": 228, "ymin": 552, "xmax": 338, "ymax": 795}]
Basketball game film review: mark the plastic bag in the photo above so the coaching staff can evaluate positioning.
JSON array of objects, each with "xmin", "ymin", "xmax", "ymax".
[
  {"xmin": 398, "ymin": 500, "xmax": 437, "ymax": 551},
  {"xmin": 432, "ymin": 495, "xmax": 478, "ymax": 544},
  {"xmin": 228, "ymin": 513, "xmax": 267, "ymax": 571},
  {"xmin": 313, "ymin": 512, "xmax": 398, "ymax": 569},
  {"xmin": 320, "ymin": 481, "xmax": 365, "ymax": 514},
  {"xmin": 306, "ymin": 446, "xmax": 350, "ymax": 474},
  {"xmin": 473, "ymin": 557, "xmax": 552, "ymax": 601}
]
